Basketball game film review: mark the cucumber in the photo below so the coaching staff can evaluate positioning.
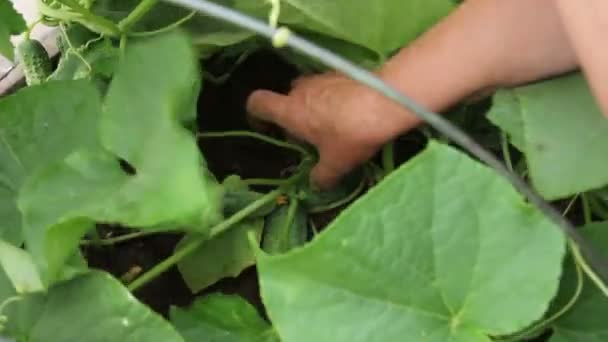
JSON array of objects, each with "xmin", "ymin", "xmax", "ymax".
[
  {"xmin": 262, "ymin": 201, "xmax": 308, "ymax": 254},
  {"xmin": 16, "ymin": 39, "xmax": 52, "ymax": 86}
]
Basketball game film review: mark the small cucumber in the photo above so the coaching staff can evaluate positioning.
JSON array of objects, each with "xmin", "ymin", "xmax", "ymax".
[
  {"xmin": 16, "ymin": 39, "xmax": 52, "ymax": 86},
  {"xmin": 262, "ymin": 200, "xmax": 308, "ymax": 254}
]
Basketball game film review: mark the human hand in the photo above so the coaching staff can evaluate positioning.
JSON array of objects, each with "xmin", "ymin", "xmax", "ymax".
[{"xmin": 246, "ymin": 73, "xmax": 419, "ymax": 189}]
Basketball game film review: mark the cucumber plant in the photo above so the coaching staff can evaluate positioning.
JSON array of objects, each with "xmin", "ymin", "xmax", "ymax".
[{"xmin": 0, "ymin": 0, "xmax": 607, "ymax": 341}]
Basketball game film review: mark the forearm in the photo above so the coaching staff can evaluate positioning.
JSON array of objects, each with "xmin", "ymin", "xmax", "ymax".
[
  {"xmin": 556, "ymin": 0, "xmax": 608, "ymax": 115},
  {"xmin": 378, "ymin": 0, "xmax": 577, "ymax": 128}
]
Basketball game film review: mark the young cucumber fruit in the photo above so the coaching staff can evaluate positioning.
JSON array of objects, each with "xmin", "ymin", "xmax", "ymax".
[
  {"xmin": 16, "ymin": 39, "xmax": 53, "ymax": 86},
  {"xmin": 262, "ymin": 200, "xmax": 308, "ymax": 254}
]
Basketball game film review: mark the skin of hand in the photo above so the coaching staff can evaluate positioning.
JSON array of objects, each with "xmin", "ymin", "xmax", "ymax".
[
  {"xmin": 247, "ymin": 0, "xmax": 585, "ymax": 189},
  {"xmin": 556, "ymin": 0, "xmax": 608, "ymax": 114}
]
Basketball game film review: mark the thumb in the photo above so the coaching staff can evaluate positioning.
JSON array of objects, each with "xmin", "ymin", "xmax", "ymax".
[
  {"xmin": 310, "ymin": 153, "xmax": 352, "ymax": 190},
  {"xmin": 246, "ymin": 90, "xmax": 292, "ymax": 127}
]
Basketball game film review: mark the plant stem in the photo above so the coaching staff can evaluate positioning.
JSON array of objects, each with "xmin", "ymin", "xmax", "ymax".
[
  {"xmin": 197, "ymin": 131, "xmax": 312, "ymax": 157},
  {"xmin": 588, "ymin": 194, "xmax": 608, "ymax": 221},
  {"xmin": 500, "ymin": 132, "xmax": 514, "ymax": 173},
  {"xmin": 128, "ymin": 188, "xmax": 283, "ymax": 292},
  {"xmin": 381, "ymin": 142, "xmax": 395, "ymax": 174},
  {"xmin": 571, "ymin": 242, "xmax": 608, "ymax": 298},
  {"xmin": 243, "ymin": 178, "xmax": 287, "ymax": 187},
  {"xmin": 119, "ymin": 0, "xmax": 160, "ymax": 32},
  {"xmin": 80, "ymin": 231, "xmax": 160, "ymax": 246},
  {"xmin": 279, "ymin": 196, "xmax": 299, "ymax": 246},
  {"xmin": 581, "ymin": 193, "xmax": 592, "ymax": 224},
  {"xmin": 562, "ymin": 194, "xmax": 580, "ymax": 217}
]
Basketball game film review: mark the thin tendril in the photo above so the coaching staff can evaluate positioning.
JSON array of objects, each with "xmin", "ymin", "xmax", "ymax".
[
  {"xmin": 501, "ymin": 132, "xmax": 514, "ymax": 172},
  {"xmin": 130, "ymin": 11, "xmax": 196, "ymax": 37},
  {"xmin": 197, "ymin": 131, "xmax": 311, "ymax": 157},
  {"xmin": 80, "ymin": 231, "xmax": 160, "ymax": 246}
]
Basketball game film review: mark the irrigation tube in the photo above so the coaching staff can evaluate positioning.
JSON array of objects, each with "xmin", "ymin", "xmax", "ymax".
[{"xmin": 164, "ymin": 0, "xmax": 608, "ymax": 282}]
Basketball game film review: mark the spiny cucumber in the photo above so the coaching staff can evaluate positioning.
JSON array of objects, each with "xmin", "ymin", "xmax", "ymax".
[{"xmin": 16, "ymin": 39, "xmax": 53, "ymax": 86}]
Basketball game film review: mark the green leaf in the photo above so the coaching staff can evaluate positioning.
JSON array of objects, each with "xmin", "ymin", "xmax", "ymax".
[
  {"xmin": 0, "ymin": 81, "xmax": 101, "ymax": 245},
  {"xmin": 20, "ymin": 33, "xmax": 221, "ymax": 285},
  {"xmin": 277, "ymin": 0, "xmax": 455, "ymax": 57},
  {"xmin": 487, "ymin": 90, "xmax": 524, "ymax": 150},
  {"xmin": 0, "ymin": 240, "xmax": 42, "ymax": 294},
  {"xmin": 0, "ymin": 0, "xmax": 26, "ymax": 60},
  {"xmin": 99, "ymin": 32, "xmax": 221, "ymax": 227},
  {"xmin": 178, "ymin": 219, "xmax": 263, "ymax": 293},
  {"xmin": 186, "ymin": 16, "xmax": 257, "ymax": 59},
  {"xmin": 258, "ymin": 142, "xmax": 566, "ymax": 341},
  {"xmin": 488, "ymin": 73, "xmax": 608, "ymax": 199},
  {"xmin": 171, "ymin": 294, "xmax": 278, "ymax": 342},
  {"xmin": 550, "ymin": 222, "xmax": 608, "ymax": 342},
  {"xmin": 4, "ymin": 271, "xmax": 184, "ymax": 342}
]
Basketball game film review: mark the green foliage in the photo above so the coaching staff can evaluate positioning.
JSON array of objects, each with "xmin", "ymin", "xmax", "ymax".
[
  {"xmin": 177, "ymin": 219, "xmax": 263, "ymax": 293},
  {"xmin": 488, "ymin": 73, "xmax": 608, "ymax": 199},
  {"xmin": 19, "ymin": 33, "xmax": 221, "ymax": 285},
  {"xmin": 1, "ymin": 1, "xmax": 606, "ymax": 341},
  {"xmin": 0, "ymin": 239, "xmax": 43, "ymax": 294},
  {"xmin": 0, "ymin": 81, "xmax": 100, "ymax": 246},
  {"xmin": 51, "ymin": 26, "xmax": 119, "ymax": 82},
  {"xmin": 258, "ymin": 143, "xmax": 565, "ymax": 341},
  {"xmin": 3, "ymin": 272, "xmax": 183, "ymax": 341},
  {"xmin": 0, "ymin": 0, "xmax": 26, "ymax": 60},
  {"xmin": 277, "ymin": 0, "xmax": 455, "ymax": 58},
  {"xmin": 171, "ymin": 294, "xmax": 279, "ymax": 342},
  {"xmin": 549, "ymin": 223, "xmax": 608, "ymax": 341}
]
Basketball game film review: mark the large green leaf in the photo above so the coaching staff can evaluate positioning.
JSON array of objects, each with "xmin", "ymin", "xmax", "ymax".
[
  {"xmin": 0, "ymin": 0, "xmax": 26, "ymax": 60},
  {"xmin": 177, "ymin": 219, "xmax": 263, "ymax": 293},
  {"xmin": 170, "ymin": 294, "xmax": 278, "ymax": 342},
  {"xmin": 488, "ymin": 73, "xmax": 608, "ymax": 199},
  {"xmin": 549, "ymin": 223, "xmax": 608, "ymax": 342},
  {"xmin": 19, "ymin": 33, "xmax": 221, "ymax": 285},
  {"xmin": 0, "ymin": 81, "xmax": 101, "ymax": 245},
  {"xmin": 99, "ymin": 32, "xmax": 220, "ymax": 227},
  {"xmin": 277, "ymin": 0, "xmax": 455, "ymax": 57},
  {"xmin": 258, "ymin": 142, "xmax": 565, "ymax": 341},
  {"xmin": 4, "ymin": 271, "xmax": 184, "ymax": 342}
]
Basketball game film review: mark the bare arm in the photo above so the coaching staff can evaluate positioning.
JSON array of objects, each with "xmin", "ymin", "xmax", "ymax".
[
  {"xmin": 556, "ymin": 0, "xmax": 608, "ymax": 115},
  {"xmin": 247, "ymin": 0, "xmax": 580, "ymax": 188},
  {"xmin": 380, "ymin": 0, "xmax": 577, "ymax": 110}
]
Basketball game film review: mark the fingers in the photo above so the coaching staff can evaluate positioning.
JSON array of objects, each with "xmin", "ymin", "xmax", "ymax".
[
  {"xmin": 310, "ymin": 150, "xmax": 356, "ymax": 190},
  {"xmin": 246, "ymin": 90, "xmax": 291, "ymax": 126}
]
